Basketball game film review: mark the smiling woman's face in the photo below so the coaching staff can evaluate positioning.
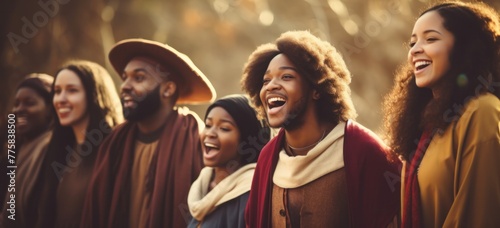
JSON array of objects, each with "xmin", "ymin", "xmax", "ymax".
[
  {"xmin": 201, "ymin": 107, "xmax": 241, "ymax": 168},
  {"xmin": 13, "ymin": 87, "xmax": 51, "ymax": 138},
  {"xmin": 53, "ymin": 69, "xmax": 88, "ymax": 127},
  {"xmin": 408, "ymin": 11, "xmax": 455, "ymax": 89}
]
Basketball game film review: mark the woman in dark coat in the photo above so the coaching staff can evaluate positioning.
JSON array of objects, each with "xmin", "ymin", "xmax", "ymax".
[
  {"xmin": 37, "ymin": 60, "xmax": 123, "ymax": 228},
  {"xmin": 188, "ymin": 94, "xmax": 269, "ymax": 228}
]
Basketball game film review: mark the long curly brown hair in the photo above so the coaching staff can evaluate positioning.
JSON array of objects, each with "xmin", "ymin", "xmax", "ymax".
[
  {"xmin": 383, "ymin": 1, "xmax": 500, "ymax": 161},
  {"xmin": 241, "ymin": 30, "xmax": 357, "ymax": 124}
]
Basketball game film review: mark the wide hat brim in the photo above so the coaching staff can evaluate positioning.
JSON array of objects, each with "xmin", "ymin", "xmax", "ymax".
[{"xmin": 109, "ymin": 38, "xmax": 216, "ymax": 104}]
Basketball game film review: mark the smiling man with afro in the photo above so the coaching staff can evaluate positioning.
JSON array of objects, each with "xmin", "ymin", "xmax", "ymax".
[{"xmin": 242, "ymin": 30, "xmax": 400, "ymax": 227}]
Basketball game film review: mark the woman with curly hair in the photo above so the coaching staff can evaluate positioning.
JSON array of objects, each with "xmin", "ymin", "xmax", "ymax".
[
  {"xmin": 242, "ymin": 30, "xmax": 400, "ymax": 228},
  {"xmin": 383, "ymin": 1, "xmax": 500, "ymax": 227}
]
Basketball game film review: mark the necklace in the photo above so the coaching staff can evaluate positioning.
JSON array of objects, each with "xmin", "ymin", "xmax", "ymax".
[{"xmin": 286, "ymin": 130, "xmax": 327, "ymax": 154}]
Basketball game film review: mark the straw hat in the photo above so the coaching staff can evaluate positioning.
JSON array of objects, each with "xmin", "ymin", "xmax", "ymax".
[{"xmin": 109, "ymin": 38, "xmax": 216, "ymax": 104}]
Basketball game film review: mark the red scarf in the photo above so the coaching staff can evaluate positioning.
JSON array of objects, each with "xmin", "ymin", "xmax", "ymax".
[
  {"xmin": 402, "ymin": 130, "xmax": 432, "ymax": 228},
  {"xmin": 81, "ymin": 109, "xmax": 203, "ymax": 228},
  {"xmin": 245, "ymin": 120, "xmax": 400, "ymax": 228}
]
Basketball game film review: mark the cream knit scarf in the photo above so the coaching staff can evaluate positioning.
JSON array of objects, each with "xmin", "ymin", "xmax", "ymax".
[
  {"xmin": 273, "ymin": 121, "xmax": 346, "ymax": 188},
  {"xmin": 188, "ymin": 163, "xmax": 256, "ymax": 221}
]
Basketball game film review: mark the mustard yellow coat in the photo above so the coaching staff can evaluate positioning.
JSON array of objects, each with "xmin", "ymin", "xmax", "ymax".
[{"xmin": 402, "ymin": 93, "xmax": 500, "ymax": 227}]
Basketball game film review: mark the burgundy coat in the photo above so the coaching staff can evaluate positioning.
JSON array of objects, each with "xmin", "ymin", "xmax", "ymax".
[
  {"xmin": 81, "ymin": 110, "xmax": 203, "ymax": 228},
  {"xmin": 245, "ymin": 120, "xmax": 400, "ymax": 228}
]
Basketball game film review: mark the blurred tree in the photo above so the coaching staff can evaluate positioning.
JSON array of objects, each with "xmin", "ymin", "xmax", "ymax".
[{"xmin": 1, "ymin": 0, "xmax": 499, "ymax": 134}]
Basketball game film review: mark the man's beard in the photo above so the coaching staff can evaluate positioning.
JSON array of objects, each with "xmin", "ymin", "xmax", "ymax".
[
  {"xmin": 122, "ymin": 85, "xmax": 161, "ymax": 122},
  {"xmin": 282, "ymin": 96, "xmax": 309, "ymax": 131}
]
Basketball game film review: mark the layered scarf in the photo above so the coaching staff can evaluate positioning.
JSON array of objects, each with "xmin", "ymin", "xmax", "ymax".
[
  {"xmin": 402, "ymin": 130, "xmax": 433, "ymax": 228},
  {"xmin": 273, "ymin": 121, "xmax": 345, "ymax": 188},
  {"xmin": 81, "ymin": 108, "xmax": 203, "ymax": 228},
  {"xmin": 245, "ymin": 120, "xmax": 400, "ymax": 228},
  {"xmin": 188, "ymin": 163, "xmax": 255, "ymax": 222}
]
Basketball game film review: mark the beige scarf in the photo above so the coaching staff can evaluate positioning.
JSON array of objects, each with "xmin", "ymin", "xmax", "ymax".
[
  {"xmin": 273, "ymin": 121, "xmax": 345, "ymax": 188},
  {"xmin": 188, "ymin": 163, "xmax": 255, "ymax": 221}
]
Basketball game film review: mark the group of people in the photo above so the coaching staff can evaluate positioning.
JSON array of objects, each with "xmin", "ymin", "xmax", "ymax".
[{"xmin": 1, "ymin": 1, "xmax": 499, "ymax": 227}]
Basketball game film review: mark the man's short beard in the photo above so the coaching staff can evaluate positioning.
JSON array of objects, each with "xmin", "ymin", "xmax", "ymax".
[
  {"xmin": 282, "ymin": 96, "xmax": 309, "ymax": 131},
  {"xmin": 122, "ymin": 85, "xmax": 161, "ymax": 122}
]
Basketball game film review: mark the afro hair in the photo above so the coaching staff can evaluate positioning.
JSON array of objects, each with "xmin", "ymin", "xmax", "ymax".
[{"xmin": 241, "ymin": 30, "xmax": 357, "ymax": 123}]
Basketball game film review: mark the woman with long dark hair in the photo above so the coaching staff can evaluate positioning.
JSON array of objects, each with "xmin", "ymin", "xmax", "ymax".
[
  {"xmin": 37, "ymin": 60, "xmax": 123, "ymax": 228},
  {"xmin": 383, "ymin": 1, "xmax": 500, "ymax": 227}
]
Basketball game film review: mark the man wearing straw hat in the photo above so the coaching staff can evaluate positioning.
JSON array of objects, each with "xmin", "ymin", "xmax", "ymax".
[{"xmin": 81, "ymin": 39, "xmax": 216, "ymax": 228}]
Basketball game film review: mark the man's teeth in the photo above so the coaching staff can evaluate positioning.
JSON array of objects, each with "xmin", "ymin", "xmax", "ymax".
[
  {"xmin": 268, "ymin": 97, "xmax": 285, "ymax": 104},
  {"xmin": 415, "ymin": 60, "xmax": 431, "ymax": 68}
]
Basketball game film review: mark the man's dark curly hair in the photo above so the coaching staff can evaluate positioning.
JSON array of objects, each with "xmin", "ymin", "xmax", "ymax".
[
  {"xmin": 241, "ymin": 30, "xmax": 357, "ymax": 124},
  {"xmin": 383, "ymin": 1, "xmax": 500, "ymax": 161}
]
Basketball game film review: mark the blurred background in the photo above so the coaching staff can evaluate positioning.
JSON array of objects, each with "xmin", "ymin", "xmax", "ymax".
[{"xmin": 1, "ymin": 0, "xmax": 499, "ymax": 134}]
